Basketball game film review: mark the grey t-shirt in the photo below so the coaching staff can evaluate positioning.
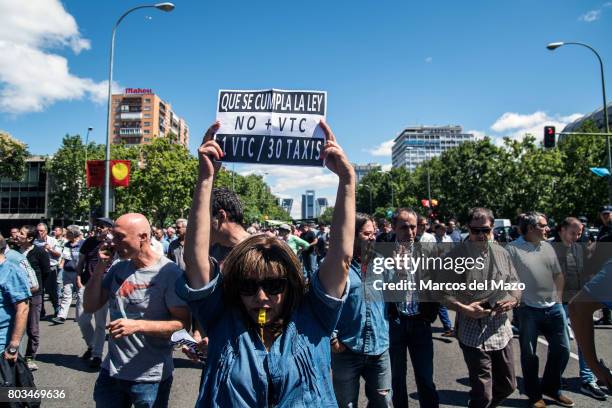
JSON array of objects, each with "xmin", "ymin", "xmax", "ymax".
[
  {"xmin": 506, "ymin": 236, "xmax": 562, "ymax": 308},
  {"xmin": 102, "ymin": 256, "xmax": 187, "ymax": 381}
]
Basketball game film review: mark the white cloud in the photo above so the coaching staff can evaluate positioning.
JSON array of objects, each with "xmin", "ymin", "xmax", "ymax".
[
  {"xmin": 237, "ymin": 164, "xmax": 338, "ymax": 218},
  {"xmin": 425, "ymin": 56, "xmax": 433, "ymax": 63},
  {"xmin": 579, "ymin": 9, "xmax": 601, "ymax": 22},
  {"xmin": 467, "ymin": 129, "xmax": 487, "ymax": 140},
  {"xmin": 0, "ymin": 0, "xmax": 109, "ymax": 114},
  {"xmin": 366, "ymin": 139, "xmax": 394, "ymax": 156},
  {"xmin": 489, "ymin": 111, "xmax": 583, "ymax": 142}
]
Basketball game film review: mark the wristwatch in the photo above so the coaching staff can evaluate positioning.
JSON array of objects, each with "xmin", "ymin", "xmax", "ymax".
[{"xmin": 5, "ymin": 345, "xmax": 18, "ymax": 355}]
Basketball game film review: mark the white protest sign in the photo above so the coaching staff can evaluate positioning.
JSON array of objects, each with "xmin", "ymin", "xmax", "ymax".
[{"xmin": 215, "ymin": 89, "xmax": 326, "ymax": 166}]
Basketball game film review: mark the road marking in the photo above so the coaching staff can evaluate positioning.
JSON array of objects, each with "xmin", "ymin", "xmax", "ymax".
[{"xmin": 537, "ymin": 337, "xmax": 579, "ymax": 360}]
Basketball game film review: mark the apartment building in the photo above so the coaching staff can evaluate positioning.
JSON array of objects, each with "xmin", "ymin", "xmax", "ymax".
[{"xmin": 110, "ymin": 88, "xmax": 189, "ymax": 147}]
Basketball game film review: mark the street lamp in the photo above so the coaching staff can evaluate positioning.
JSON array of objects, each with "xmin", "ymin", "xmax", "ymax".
[
  {"xmin": 382, "ymin": 171, "xmax": 395, "ymax": 208},
  {"xmin": 103, "ymin": 2, "xmax": 175, "ymax": 217},
  {"xmin": 547, "ymin": 41, "xmax": 612, "ymax": 201},
  {"xmin": 84, "ymin": 126, "xmax": 93, "ymax": 170}
]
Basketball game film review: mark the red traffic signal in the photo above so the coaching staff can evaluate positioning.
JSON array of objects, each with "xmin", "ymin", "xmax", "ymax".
[{"xmin": 543, "ymin": 126, "xmax": 555, "ymax": 148}]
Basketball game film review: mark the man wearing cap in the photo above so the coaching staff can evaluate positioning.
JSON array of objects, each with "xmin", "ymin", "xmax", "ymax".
[
  {"xmin": 278, "ymin": 224, "xmax": 310, "ymax": 255},
  {"xmin": 75, "ymin": 217, "xmax": 114, "ymax": 369}
]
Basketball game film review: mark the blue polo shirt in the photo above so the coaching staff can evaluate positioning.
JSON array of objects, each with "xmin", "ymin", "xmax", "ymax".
[{"xmin": 0, "ymin": 258, "xmax": 31, "ymax": 349}]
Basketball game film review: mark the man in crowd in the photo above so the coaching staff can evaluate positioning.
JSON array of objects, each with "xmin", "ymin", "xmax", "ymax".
[
  {"xmin": 447, "ymin": 219, "xmax": 462, "ymax": 243},
  {"xmin": 76, "ymin": 217, "xmax": 114, "ymax": 369},
  {"xmin": 0, "ymin": 235, "xmax": 30, "ymax": 365},
  {"xmin": 389, "ymin": 207, "xmax": 439, "ymax": 408},
  {"xmin": 376, "ymin": 218, "xmax": 395, "ymax": 243},
  {"xmin": 209, "ymin": 187, "xmax": 250, "ymax": 265},
  {"xmin": 434, "ymin": 223, "xmax": 453, "ymax": 243},
  {"xmin": 17, "ymin": 225, "xmax": 50, "ymax": 371},
  {"xmin": 552, "ymin": 217, "xmax": 607, "ymax": 400},
  {"xmin": 446, "ymin": 207, "xmax": 520, "ymax": 408},
  {"xmin": 84, "ymin": 213, "xmax": 189, "ymax": 407},
  {"xmin": 52, "ymin": 225, "xmax": 85, "ymax": 325},
  {"xmin": 7, "ymin": 227, "xmax": 20, "ymax": 251},
  {"xmin": 152, "ymin": 227, "xmax": 169, "ymax": 256},
  {"xmin": 34, "ymin": 222, "xmax": 62, "ymax": 318},
  {"xmin": 300, "ymin": 223, "xmax": 318, "ymax": 281},
  {"xmin": 315, "ymin": 223, "xmax": 328, "ymax": 264},
  {"xmin": 331, "ymin": 213, "xmax": 391, "ymax": 407},
  {"xmin": 416, "ymin": 216, "xmax": 436, "ymax": 243},
  {"xmin": 165, "ymin": 226, "xmax": 177, "ymax": 243},
  {"xmin": 278, "ymin": 224, "xmax": 310, "ymax": 255},
  {"xmin": 168, "ymin": 218, "xmax": 188, "ymax": 270},
  {"xmin": 507, "ymin": 212, "xmax": 573, "ymax": 408}
]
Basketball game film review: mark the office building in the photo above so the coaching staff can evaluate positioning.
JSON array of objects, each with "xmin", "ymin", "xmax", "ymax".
[
  {"xmin": 0, "ymin": 157, "xmax": 49, "ymax": 232},
  {"xmin": 301, "ymin": 190, "xmax": 315, "ymax": 219},
  {"xmin": 315, "ymin": 197, "xmax": 329, "ymax": 217},
  {"xmin": 392, "ymin": 125, "xmax": 474, "ymax": 171},
  {"xmin": 560, "ymin": 102, "xmax": 612, "ymax": 142},
  {"xmin": 278, "ymin": 198, "xmax": 293, "ymax": 215},
  {"xmin": 352, "ymin": 163, "xmax": 381, "ymax": 183},
  {"xmin": 110, "ymin": 88, "xmax": 189, "ymax": 147}
]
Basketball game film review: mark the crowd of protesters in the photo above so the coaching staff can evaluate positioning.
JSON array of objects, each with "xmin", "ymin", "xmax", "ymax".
[{"xmin": 0, "ymin": 121, "xmax": 611, "ymax": 407}]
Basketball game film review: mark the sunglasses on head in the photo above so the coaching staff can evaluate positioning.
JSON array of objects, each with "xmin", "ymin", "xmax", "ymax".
[
  {"xmin": 469, "ymin": 226, "xmax": 492, "ymax": 234},
  {"xmin": 238, "ymin": 277, "xmax": 288, "ymax": 296}
]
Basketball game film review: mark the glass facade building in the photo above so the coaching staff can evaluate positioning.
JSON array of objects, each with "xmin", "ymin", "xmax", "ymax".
[{"xmin": 391, "ymin": 126, "xmax": 474, "ymax": 171}]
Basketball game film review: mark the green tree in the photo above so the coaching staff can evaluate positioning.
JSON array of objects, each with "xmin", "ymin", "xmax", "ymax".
[
  {"xmin": 45, "ymin": 134, "xmax": 100, "ymax": 222},
  {"xmin": 0, "ymin": 131, "xmax": 29, "ymax": 180},
  {"xmin": 318, "ymin": 206, "xmax": 334, "ymax": 224},
  {"xmin": 122, "ymin": 138, "xmax": 197, "ymax": 226},
  {"xmin": 554, "ymin": 120, "xmax": 609, "ymax": 222}
]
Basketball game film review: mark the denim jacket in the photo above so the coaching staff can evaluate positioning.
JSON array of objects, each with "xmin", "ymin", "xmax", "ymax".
[
  {"xmin": 175, "ymin": 264, "xmax": 348, "ymax": 407},
  {"xmin": 335, "ymin": 258, "xmax": 388, "ymax": 355}
]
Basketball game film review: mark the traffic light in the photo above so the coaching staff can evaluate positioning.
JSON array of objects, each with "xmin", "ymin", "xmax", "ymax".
[{"xmin": 543, "ymin": 126, "xmax": 555, "ymax": 148}]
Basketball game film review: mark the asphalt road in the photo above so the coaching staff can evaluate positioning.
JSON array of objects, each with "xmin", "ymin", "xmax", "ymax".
[{"xmin": 30, "ymin": 301, "xmax": 611, "ymax": 407}]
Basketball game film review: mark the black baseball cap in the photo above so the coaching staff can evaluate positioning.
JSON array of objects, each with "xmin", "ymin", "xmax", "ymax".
[
  {"xmin": 95, "ymin": 217, "xmax": 115, "ymax": 228},
  {"xmin": 599, "ymin": 205, "xmax": 612, "ymax": 213}
]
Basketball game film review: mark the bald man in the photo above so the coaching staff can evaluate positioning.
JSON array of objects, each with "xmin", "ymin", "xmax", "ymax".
[{"xmin": 84, "ymin": 213, "xmax": 190, "ymax": 408}]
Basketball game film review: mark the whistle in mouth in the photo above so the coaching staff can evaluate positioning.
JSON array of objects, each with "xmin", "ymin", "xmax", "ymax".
[{"xmin": 258, "ymin": 308, "xmax": 266, "ymax": 326}]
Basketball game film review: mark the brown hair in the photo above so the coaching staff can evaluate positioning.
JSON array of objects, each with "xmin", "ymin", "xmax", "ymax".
[{"xmin": 222, "ymin": 234, "xmax": 306, "ymax": 328}]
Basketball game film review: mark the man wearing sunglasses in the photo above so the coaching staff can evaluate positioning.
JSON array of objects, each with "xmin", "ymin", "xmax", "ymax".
[
  {"xmin": 507, "ymin": 212, "xmax": 572, "ymax": 408},
  {"xmin": 444, "ymin": 207, "xmax": 520, "ymax": 408}
]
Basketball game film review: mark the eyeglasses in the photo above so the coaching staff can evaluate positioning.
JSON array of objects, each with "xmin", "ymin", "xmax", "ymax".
[
  {"xmin": 535, "ymin": 223, "xmax": 549, "ymax": 229},
  {"xmin": 469, "ymin": 226, "xmax": 492, "ymax": 235},
  {"xmin": 238, "ymin": 278, "xmax": 288, "ymax": 296}
]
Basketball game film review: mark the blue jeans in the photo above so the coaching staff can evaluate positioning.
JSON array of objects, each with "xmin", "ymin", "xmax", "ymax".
[
  {"xmin": 437, "ymin": 306, "xmax": 453, "ymax": 331},
  {"xmin": 331, "ymin": 349, "xmax": 392, "ymax": 407},
  {"xmin": 94, "ymin": 368, "xmax": 173, "ymax": 408},
  {"xmin": 561, "ymin": 304, "xmax": 595, "ymax": 384},
  {"xmin": 389, "ymin": 315, "xmax": 439, "ymax": 408},
  {"xmin": 518, "ymin": 304, "xmax": 570, "ymax": 402}
]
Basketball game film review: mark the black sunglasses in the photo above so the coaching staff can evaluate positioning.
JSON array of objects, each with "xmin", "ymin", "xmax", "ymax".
[
  {"xmin": 469, "ymin": 226, "xmax": 492, "ymax": 234},
  {"xmin": 238, "ymin": 278, "xmax": 288, "ymax": 296}
]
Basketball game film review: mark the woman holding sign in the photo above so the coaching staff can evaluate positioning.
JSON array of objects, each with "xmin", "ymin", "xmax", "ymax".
[{"xmin": 176, "ymin": 120, "xmax": 355, "ymax": 407}]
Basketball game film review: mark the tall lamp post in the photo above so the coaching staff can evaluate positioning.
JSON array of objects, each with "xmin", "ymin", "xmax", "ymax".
[
  {"xmin": 103, "ymin": 2, "xmax": 175, "ymax": 217},
  {"xmin": 84, "ymin": 126, "xmax": 93, "ymax": 170},
  {"xmin": 547, "ymin": 41, "xmax": 612, "ymax": 202}
]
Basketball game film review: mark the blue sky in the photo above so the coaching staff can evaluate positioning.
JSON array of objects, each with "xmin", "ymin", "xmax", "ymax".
[{"xmin": 1, "ymin": 0, "xmax": 611, "ymax": 217}]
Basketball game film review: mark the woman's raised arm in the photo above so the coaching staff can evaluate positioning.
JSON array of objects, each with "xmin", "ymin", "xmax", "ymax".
[
  {"xmin": 183, "ymin": 122, "xmax": 222, "ymax": 289},
  {"xmin": 318, "ymin": 120, "xmax": 356, "ymax": 298}
]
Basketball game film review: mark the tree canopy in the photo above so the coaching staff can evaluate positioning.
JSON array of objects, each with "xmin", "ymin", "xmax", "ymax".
[{"xmin": 0, "ymin": 131, "xmax": 29, "ymax": 181}]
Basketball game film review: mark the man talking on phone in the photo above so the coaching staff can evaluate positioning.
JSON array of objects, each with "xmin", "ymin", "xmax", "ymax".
[{"xmin": 444, "ymin": 208, "xmax": 521, "ymax": 408}]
